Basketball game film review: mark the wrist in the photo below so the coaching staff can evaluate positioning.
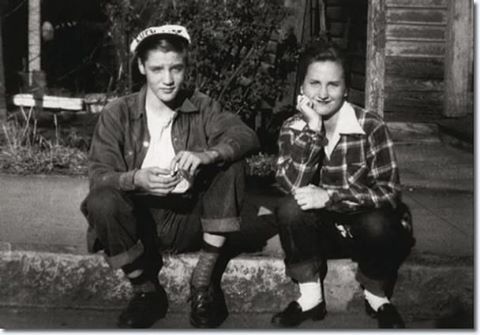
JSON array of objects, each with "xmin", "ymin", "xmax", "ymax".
[
  {"xmin": 204, "ymin": 149, "xmax": 221, "ymax": 164},
  {"xmin": 132, "ymin": 169, "xmax": 139, "ymax": 188},
  {"xmin": 307, "ymin": 118, "xmax": 322, "ymax": 132},
  {"xmin": 326, "ymin": 188, "xmax": 337, "ymax": 205}
]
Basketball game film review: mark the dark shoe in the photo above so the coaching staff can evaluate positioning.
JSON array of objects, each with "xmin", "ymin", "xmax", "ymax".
[
  {"xmin": 376, "ymin": 303, "xmax": 405, "ymax": 328},
  {"xmin": 189, "ymin": 284, "xmax": 228, "ymax": 328},
  {"xmin": 117, "ymin": 286, "xmax": 168, "ymax": 328},
  {"xmin": 271, "ymin": 301, "xmax": 327, "ymax": 327}
]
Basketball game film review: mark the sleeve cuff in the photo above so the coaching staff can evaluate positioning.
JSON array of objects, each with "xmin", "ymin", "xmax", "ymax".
[
  {"xmin": 326, "ymin": 188, "xmax": 339, "ymax": 204},
  {"xmin": 303, "ymin": 126, "xmax": 328, "ymax": 146},
  {"xmin": 119, "ymin": 169, "xmax": 138, "ymax": 191},
  {"xmin": 208, "ymin": 143, "xmax": 233, "ymax": 163}
]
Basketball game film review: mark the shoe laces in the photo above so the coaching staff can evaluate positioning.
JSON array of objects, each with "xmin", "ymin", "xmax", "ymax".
[
  {"xmin": 189, "ymin": 286, "xmax": 213, "ymax": 310},
  {"xmin": 128, "ymin": 291, "xmax": 155, "ymax": 310}
]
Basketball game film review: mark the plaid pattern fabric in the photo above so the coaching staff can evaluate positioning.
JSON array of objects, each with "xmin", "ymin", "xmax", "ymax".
[{"xmin": 276, "ymin": 104, "xmax": 401, "ymax": 212}]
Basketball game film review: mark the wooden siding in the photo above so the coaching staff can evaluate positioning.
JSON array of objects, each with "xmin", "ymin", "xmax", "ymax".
[
  {"xmin": 386, "ymin": 24, "xmax": 445, "ymax": 41},
  {"xmin": 384, "ymin": 0, "xmax": 448, "ymax": 121},
  {"xmin": 385, "ymin": 56, "xmax": 444, "ymax": 79},
  {"xmin": 385, "ymin": 0, "xmax": 447, "ymax": 8},
  {"xmin": 325, "ymin": 0, "xmax": 470, "ymax": 122},
  {"xmin": 386, "ymin": 41, "xmax": 445, "ymax": 58}
]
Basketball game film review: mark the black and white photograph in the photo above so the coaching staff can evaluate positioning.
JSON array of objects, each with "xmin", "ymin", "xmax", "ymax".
[{"xmin": 0, "ymin": 0, "xmax": 474, "ymax": 330}]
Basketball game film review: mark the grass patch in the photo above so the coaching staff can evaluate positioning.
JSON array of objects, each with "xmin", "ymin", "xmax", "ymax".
[
  {"xmin": 0, "ymin": 111, "xmax": 88, "ymax": 175},
  {"xmin": 1, "ymin": 109, "xmax": 278, "ymax": 177}
]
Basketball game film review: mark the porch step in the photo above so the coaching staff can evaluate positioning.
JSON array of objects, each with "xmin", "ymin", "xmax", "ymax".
[{"xmin": 0, "ymin": 249, "xmax": 472, "ymax": 322}]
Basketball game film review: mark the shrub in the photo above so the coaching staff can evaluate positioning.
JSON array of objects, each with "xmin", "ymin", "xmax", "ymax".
[
  {"xmin": 0, "ymin": 113, "xmax": 88, "ymax": 175},
  {"xmin": 246, "ymin": 152, "xmax": 276, "ymax": 177},
  {"xmin": 103, "ymin": 0, "xmax": 295, "ymax": 122}
]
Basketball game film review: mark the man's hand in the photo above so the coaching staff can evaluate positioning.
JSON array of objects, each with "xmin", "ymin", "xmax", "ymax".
[
  {"xmin": 170, "ymin": 150, "xmax": 220, "ymax": 176},
  {"xmin": 297, "ymin": 94, "xmax": 322, "ymax": 132},
  {"xmin": 293, "ymin": 184, "xmax": 330, "ymax": 210},
  {"xmin": 134, "ymin": 167, "xmax": 181, "ymax": 195}
]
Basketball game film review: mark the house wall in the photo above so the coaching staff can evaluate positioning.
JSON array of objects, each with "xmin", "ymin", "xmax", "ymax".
[
  {"xmin": 383, "ymin": 0, "xmax": 448, "ymax": 121},
  {"xmin": 325, "ymin": 0, "xmax": 474, "ymax": 122}
]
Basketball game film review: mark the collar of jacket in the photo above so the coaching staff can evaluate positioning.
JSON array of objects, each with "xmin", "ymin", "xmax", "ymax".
[{"xmin": 132, "ymin": 85, "xmax": 199, "ymax": 120}]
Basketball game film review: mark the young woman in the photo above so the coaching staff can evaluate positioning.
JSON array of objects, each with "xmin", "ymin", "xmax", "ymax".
[{"xmin": 272, "ymin": 38, "xmax": 414, "ymax": 329}]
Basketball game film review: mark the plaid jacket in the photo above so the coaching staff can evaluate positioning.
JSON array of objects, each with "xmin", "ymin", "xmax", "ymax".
[{"xmin": 276, "ymin": 102, "xmax": 401, "ymax": 212}]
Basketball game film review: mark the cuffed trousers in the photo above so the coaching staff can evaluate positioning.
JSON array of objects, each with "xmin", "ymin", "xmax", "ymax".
[
  {"xmin": 275, "ymin": 197, "xmax": 414, "ymax": 297},
  {"xmin": 80, "ymin": 161, "xmax": 245, "ymax": 274}
]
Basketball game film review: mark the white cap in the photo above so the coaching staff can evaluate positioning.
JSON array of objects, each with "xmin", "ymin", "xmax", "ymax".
[{"xmin": 130, "ymin": 25, "xmax": 191, "ymax": 54}]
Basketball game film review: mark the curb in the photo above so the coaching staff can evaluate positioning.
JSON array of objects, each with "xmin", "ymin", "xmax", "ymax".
[
  {"xmin": 388, "ymin": 122, "xmax": 441, "ymax": 144},
  {"xmin": 0, "ymin": 249, "xmax": 473, "ymax": 321}
]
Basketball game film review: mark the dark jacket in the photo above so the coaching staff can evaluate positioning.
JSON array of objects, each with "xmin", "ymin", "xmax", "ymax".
[{"xmin": 87, "ymin": 86, "xmax": 259, "ymax": 190}]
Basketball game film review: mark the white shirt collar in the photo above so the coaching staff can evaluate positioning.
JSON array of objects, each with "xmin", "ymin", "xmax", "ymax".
[
  {"xmin": 335, "ymin": 101, "xmax": 366, "ymax": 135},
  {"xmin": 324, "ymin": 102, "xmax": 365, "ymax": 158}
]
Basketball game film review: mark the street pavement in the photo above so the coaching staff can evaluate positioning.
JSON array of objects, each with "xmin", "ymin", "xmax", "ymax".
[
  {"xmin": 0, "ymin": 141, "xmax": 474, "ymax": 258},
  {"xmin": 0, "ymin": 125, "xmax": 475, "ymax": 330},
  {"xmin": 0, "ymin": 306, "xmax": 445, "ymax": 330}
]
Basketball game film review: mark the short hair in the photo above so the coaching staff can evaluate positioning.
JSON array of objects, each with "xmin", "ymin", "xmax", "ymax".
[
  {"xmin": 136, "ymin": 34, "xmax": 189, "ymax": 64},
  {"xmin": 297, "ymin": 38, "xmax": 350, "ymax": 87}
]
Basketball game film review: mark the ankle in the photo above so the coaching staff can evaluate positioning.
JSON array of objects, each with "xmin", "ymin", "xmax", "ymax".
[
  {"xmin": 132, "ymin": 280, "xmax": 158, "ymax": 294},
  {"xmin": 191, "ymin": 241, "xmax": 222, "ymax": 289},
  {"xmin": 297, "ymin": 279, "xmax": 323, "ymax": 312},
  {"xmin": 364, "ymin": 289, "xmax": 390, "ymax": 311}
]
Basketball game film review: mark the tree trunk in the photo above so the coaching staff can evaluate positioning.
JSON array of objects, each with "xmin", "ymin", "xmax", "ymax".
[{"xmin": 0, "ymin": 0, "xmax": 8, "ymax": 122}]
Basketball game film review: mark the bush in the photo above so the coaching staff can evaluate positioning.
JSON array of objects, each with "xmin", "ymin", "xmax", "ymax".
[
  {"xmin": 0, "ymin": 114, "xmax": 88, "ymax": 175},
  {"xmin": 246, "ymin": 152, "xmax": 276, "ymax": 177},
  {"xmin": 103, "ymin": 0, "xmax": 295, "ymax": 122}
]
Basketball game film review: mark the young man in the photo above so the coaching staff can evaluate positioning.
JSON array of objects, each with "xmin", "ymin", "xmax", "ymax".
[
  {"xmin": 272, "ymin": 39, "xmax": 414, "ymax": 328},
  {"xmin": 80, "ymin": 25, "xmax": 259, "ymax": 328}
]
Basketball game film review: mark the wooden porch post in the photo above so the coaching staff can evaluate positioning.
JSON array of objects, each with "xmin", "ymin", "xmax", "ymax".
[
  {"xmin": 364, "ymin": 0, "xmax": 386, "ymax": 116},
  {"xmin": 28, "ymin": 0, "xmax": 41, "ymax": 74},
  {"xmin": 443, "ymin": 0, "xmax": 473, "ymax": 117},
  {"xmin": 0, "ymin": 0, "xmax": 7, "ymax": 122}
]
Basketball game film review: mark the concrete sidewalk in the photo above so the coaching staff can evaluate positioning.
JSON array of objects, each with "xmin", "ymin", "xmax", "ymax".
[
  {"xmin": 0, "ymin": 125, "xmax": 474, "ymax": 328},
  {"xmin": 3, "ymin": 306, "xmax": 462, "ymax": 329}
]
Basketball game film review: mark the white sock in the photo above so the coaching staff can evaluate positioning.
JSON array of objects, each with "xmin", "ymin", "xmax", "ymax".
[
  {"xmin": 296, "ymin": 279, "xmax": 323, "ymax": 311},
  {"xmin": 364, "ymin": 289, "xmax": 390, "ymax": 311}
]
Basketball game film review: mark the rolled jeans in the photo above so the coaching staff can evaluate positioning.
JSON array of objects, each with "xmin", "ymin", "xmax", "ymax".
[
  {"xmin": 275, "ymin": 196, "xmax": 414, "ymax": 297},
  {"xmin": 80, "ymin": 161, "xmax": 245, "ymax": 276}
]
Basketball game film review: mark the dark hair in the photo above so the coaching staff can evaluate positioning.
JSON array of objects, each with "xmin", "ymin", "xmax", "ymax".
[
  {"xmin": 136, "ymin": 34, "xmax": 189, "ymax": 64},
  {"xmin": 297, "ymin": 38, "xmax": 350, "ymax": 87}
]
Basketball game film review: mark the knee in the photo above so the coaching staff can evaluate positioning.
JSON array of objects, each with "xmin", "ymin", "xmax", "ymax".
[
  {"xmin": 275, "ymin": 196, "xmax": 304, "ymax": 226},
  {"xmin": 222, "ymin": 160, "xmax": 245, "ymax": 183},
  {"xmin": 84, "ymin": 187, "xmax": 127, "ymax": 217},
  {"xmin": 202, "ymin": 160, "xmax": 245, "ymax": 191},
  {"xmin": 357, "ymin": 208, "xmax": 413, "ymax": 251},
  {"xmin": 357, "ymin": 210, "xmax": 396, "ymax": 244}
]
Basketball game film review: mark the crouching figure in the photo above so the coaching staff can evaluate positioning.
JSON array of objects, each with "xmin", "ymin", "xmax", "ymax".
[
  {"xmin": 272, "ymin": 38, "xmax": 414, "ymax": 329},
  {"xmin": 81, "ymin": 25, "xmax": 259, "ymax": 329}
]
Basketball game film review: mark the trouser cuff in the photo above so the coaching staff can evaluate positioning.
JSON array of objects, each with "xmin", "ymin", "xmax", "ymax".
[
  {"xmin": 285, "ymin": 258, "xmax": 323, "ymax": 283},
  {"xmin": 105, "ymin": 240, "xmax": 144, "ymax": 269},
  {"xmin": 356, "ymin": 269, "xmax": 386, "ymax": 296},
  {"xmin": 201, "ymin": 217, "xmax": 241, "ymax": 233}
]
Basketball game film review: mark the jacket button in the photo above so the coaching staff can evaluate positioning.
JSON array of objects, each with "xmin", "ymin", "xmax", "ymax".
[{"xmin": 143, "ymin": 141, "xmax": 149, "ymax": 147}]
